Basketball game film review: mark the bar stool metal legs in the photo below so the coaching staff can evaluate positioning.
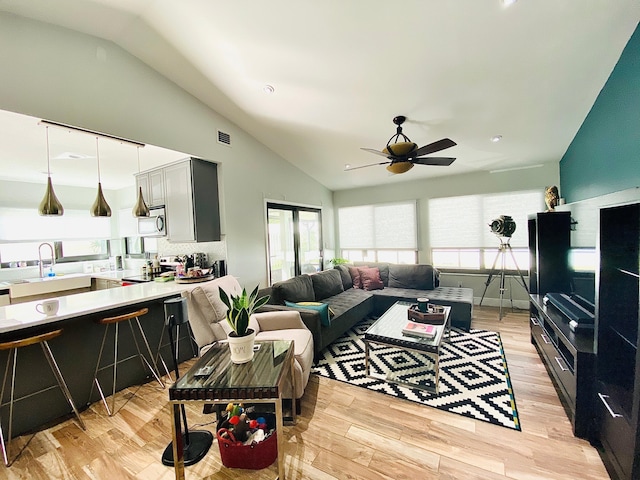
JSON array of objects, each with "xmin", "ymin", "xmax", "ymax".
[
  {"xmin": 0, "ymin": 329, "xmax": 85, "ymax": 467},
  {"xmin": 89, "ymin": 307, "xmax": 165, "ymax": 416}
]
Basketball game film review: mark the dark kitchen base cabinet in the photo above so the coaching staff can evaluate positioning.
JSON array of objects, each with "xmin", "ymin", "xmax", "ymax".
[{"xmin": 594, "ymin": 201, "xmax": 640, "ymax": 480}]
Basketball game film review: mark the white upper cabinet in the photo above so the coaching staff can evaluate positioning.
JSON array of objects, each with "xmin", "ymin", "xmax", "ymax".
[
  {"xmin": 163, "ymin": 158, "xmax": 220, "ymax": 243},
  {"xmin": 135, "ymin": 168, "xmax": 165, "ymax": 208}
]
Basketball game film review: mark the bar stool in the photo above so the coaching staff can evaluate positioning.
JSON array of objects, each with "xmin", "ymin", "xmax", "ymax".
[
  {"xmin": 89, "ymin": 307, "xmax": 165, "ymax": 416},
  {"xmin": 0, "ymin": 329, "xmax": 86, "ymax": 466}
]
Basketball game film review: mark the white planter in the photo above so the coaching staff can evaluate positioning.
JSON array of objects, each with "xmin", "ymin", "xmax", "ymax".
[{"xmin": 227, "ymin": 329, "xmax": 256, "ymax": 364}]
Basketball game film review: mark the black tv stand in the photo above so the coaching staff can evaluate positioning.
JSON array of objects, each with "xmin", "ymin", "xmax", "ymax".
[{"xmin": 530, "ymin": 294, "xmax": 596, "ymax": 439}]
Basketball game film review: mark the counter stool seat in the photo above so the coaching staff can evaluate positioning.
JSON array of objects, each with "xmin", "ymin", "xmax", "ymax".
[
  {"xmin": 89, "ymin": 307, "xmax": 165, "ymax": 416},
  {"xmin": 0, "ymin": 329, "xmax": 86, "ymax": 466}
]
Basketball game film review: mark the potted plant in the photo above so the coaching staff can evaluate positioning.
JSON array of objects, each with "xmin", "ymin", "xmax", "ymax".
[
  {"xmin": 219, "ymin": 285, "xmax": 270, "ymax": 363},
  {"xmin": 329, "ymin": 257, "xmax": 349, "ymax": 266}
]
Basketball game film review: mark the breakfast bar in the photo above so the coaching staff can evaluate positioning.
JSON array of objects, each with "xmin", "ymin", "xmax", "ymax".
[{"xmin": 0, "ymin": 280, "xmax": 206, "ymax": 436}]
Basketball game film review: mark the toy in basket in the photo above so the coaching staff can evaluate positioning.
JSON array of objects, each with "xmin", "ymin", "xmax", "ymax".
[
  {"xmin": 408, "ymin": 303, "xmax": 446, "ymax": 324},
  {"xmin": 216, "ymin": 403, "xmax": 277, "ymax": 470}
]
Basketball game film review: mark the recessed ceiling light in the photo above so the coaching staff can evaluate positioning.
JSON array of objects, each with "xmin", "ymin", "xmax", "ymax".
[
  {"xmin": 501, "ymin": 0, "xmax": 518, "ymax": 6},
  {"xmin": 263, "ymin": 85, "xmax": 275, "ymax": 94},
  {"xmin": 491, "ymin": 135, "xmax": 503, "ymax": 143},
  {"xmin": 344, "ymin": 164, "xmax": 351, "ymax": 170}
]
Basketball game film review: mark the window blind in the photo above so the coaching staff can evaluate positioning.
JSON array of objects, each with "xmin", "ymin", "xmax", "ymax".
[
  {"xmin": 429, "ymin": 190, "xmax": 544, "ymax": 248},
  {"xmin": 339, "ymin": 201, "xmax": 417, "ymax": 249}
]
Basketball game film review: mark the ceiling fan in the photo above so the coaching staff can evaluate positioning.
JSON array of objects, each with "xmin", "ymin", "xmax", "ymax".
[{"xmin": 351, "ymin": 116, "xmax": 457, "ymax": 174}]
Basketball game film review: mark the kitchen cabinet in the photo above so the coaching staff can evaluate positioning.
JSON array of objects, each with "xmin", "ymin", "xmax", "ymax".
[
  {"xmin": 595, "ymin": 201, "xmax": 640, "ymax": 480},
  {"xmin": 135, "ymin": 168, "xmax": 165, "ymax": 208},
  {"xmin": 164, "ymin": 158, "xmax": 221, "ymax": 243}
]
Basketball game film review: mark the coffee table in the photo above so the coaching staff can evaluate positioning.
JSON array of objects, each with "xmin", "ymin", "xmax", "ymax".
[
  {"xmin": 169, "ymin": 340, "xmax": 295, "ymax": 480},
  {"xmin": 363, "ymin": 301, "xmax": 451, "ymax": 394}
]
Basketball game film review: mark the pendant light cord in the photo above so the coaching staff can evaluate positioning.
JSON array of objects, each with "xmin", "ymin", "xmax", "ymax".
[
  {"xmin": 95, "ymin": 136, "xmax": 101, "ymax": 182},
  {"xmin": 46, "ymin": 126, "xmax": 51, "ymax": 176}
]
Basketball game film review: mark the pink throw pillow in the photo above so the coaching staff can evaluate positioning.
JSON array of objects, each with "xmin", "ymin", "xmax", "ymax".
[
  {"xmin": 348, "ymin": 266, "xmax": 364, "ymax": 289},
  {"xmin": 358, "ymin": 267, "xmax": 384, "ymax": 291}
]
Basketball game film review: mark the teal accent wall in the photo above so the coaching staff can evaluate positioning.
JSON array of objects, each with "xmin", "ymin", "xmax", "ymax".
[{"xmin": 560, "ymin": 23, "xmax": 640, "ymax": 203}]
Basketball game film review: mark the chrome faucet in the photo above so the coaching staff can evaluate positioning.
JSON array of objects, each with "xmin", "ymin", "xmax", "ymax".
[{"xmin": 38, "ymin": 242, "xmax": 55, "ymax": 278}]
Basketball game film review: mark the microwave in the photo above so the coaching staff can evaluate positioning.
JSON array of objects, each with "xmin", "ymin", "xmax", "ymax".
[{"xmin": 138, "ymin": 207, "xmax": 166, "ymax": 236}]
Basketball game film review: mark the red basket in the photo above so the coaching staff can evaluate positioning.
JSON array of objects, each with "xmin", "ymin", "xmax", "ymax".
[{"xmin": 216, "ymin": 412, "xmax": 277, "ymax": 470}]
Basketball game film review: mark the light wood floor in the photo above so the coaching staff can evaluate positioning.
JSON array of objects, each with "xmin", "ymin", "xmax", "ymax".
[{"xmin": 0, "ymin": 306, "xmax": 611, "ymax": 479}]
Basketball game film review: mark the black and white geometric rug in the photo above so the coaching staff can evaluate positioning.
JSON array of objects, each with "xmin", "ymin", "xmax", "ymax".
[{"xmin": 312, "ymin": 318, "xmax": 520, "ymax": 430}]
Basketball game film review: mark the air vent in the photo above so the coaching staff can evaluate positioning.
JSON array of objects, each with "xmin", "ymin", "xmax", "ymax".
[{"xmin": 217, "ymin": 130, "xmax": 231, "ymax": 147}]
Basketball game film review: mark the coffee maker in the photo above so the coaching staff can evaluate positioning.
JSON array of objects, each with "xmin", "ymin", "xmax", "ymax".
[{"xmin": 212, "ymin": 260, "xmax": 226, "ymax": 278}]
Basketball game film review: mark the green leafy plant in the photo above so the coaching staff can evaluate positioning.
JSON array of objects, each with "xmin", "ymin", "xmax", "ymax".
[
  {"xmin": 219, "ymin": 285, "xmax": 270, "ymax": 337},
  {"xmin": 329, "ymin": 257, "xmax": 349, "ymax": 266}
]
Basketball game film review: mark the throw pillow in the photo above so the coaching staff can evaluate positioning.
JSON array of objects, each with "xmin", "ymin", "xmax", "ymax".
[
  {"xmin": 310, "ymin": 269, "xmax": 344, "ymax": 300},
  {"xmin": 348, "ymin": 266, "xmax": 365, "ymax": 289},
  {"xmin": 358, "ymin": 266, "xmax": 384, "ymax": 291},
  {"xmin": 284, "ymin": 300, "xmax": 334, "ymax": 327}
]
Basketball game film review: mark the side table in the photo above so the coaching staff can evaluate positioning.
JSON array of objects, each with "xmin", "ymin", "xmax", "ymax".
[{"xmin": 169, "ymin": 340, "xmax": 296, "ymax": 479}]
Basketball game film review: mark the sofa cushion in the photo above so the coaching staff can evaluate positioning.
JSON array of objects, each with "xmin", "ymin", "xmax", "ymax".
[
  {"xmin": 334, "ymin": 264, "xmax": 353, "ymax": 290},
  {"xmin": 273, "ymin": 274, "xmax": 315, "ymax": 304},
  {"xmin": 285, "ymin": 300, "xmax": 333, "ymax": 326},
  {"xmin": 388, "ymin": 264, "xmax": 436, "ymax": 290},
  {"xmin": 358, "ymin": 267, "xmax": 384, "ymax": 291},
  {"xmin": 182, "ymin": 275, "xmax": 249, "ymax": 349},
  {"xmin": 255, "ymin": 328, "xmax": 314, "ymax": 398},
  {"xmin": 311, "ymin": 269, "xmax": 344, "ymax": 300},
  {"xmin": 348, "ymin": 266, "xmax": 364, "ymax": 288}
]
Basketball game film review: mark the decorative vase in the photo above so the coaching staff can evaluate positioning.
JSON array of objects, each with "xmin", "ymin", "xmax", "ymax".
[{"xmin": 227, "ymin": 329, "xmax": 256, "ymax": 364}]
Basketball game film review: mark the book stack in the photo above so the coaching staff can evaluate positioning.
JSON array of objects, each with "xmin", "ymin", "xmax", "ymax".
[{"xmin": 402, "ymin": 321, "xmax": 437, "ymax": 339}]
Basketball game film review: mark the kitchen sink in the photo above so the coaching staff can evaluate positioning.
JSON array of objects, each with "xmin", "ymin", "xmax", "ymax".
[{"xmin": 9, "ymin": 273, "xmax": 92, "ymax": 299}]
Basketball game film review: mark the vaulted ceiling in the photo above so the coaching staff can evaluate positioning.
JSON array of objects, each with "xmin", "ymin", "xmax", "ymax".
[{"xmin": 1, "ymin": 0, "xmax": 638, "ymax": 191}]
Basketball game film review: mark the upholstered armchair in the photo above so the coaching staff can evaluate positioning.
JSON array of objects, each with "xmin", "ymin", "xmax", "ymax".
[{"xmin": 181, "ymin": 275, "xmax": 314, "ymax": 408}]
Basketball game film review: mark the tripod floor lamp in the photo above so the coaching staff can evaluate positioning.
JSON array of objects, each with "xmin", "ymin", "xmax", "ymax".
[{"xmin": 479, "ymin": 216, "xmax": 529, "ymax": 320}]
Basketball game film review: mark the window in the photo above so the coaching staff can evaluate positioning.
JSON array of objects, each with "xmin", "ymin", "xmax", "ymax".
[
  {"xmin": 266, "ymin": 203, "xmax": 322, "ymax": 284},
  {"xmin": 55, "ymin": 239, "xmax": 110, "ymax": 263},
  {"xmin": 429, "ymin": 190, "xmax": 544, "ymax": 272},
  {"xmin": 338, "ymin": 201, "xmax": 417, "ymax": 263}
]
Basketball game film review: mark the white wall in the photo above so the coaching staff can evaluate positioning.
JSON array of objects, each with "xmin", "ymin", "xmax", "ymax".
[
  {"xmin": 333, "ymin": 162, "xmax": 561, "ymax": 306},
  {"xmin": 0, "ymin": 13, "xmax": 334, "ymax": 288}
]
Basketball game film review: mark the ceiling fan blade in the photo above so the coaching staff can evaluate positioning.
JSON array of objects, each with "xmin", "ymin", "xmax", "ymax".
[
  {"xmin": 345, "ymin": 160, "xmax": 392, "ymax": 171},
  {"xmin": 413, "ymin": 157, "xmax": 456, "ymax": 166},
  {"xmin": 413, "ymin": 138, "xmax": 457, "ymax": 157},
  {"xmin": 360, "ymin": 147, "xmax": 392, "ymax": 158}
]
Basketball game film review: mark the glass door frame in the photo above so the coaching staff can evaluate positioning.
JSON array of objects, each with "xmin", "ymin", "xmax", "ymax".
[{"xmin": 265, "ymin": 201, "xmax": 323, "ymax": 285}]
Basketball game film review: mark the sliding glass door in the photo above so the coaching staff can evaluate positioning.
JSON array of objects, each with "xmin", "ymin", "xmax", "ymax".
[{"xmin": 267, "ymin": 203, "xmax": 322, "ymax": 284}]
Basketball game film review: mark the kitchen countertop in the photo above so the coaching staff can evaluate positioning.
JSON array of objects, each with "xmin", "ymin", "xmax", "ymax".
[{"xmin": 0, "ymin": 278, "xmax": 212, "ymax": 334}]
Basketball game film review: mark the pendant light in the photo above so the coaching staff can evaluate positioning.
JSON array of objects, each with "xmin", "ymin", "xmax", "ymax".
[
  {"xmin": 38, "ymin": 125, "xmax": 64, "ymax": 216},
  {"xmin": 90, "ymin": 136, "xmax": 112, "ymax": 217},
  {"xmin": 132, "ymin": 146, "xmax": 150, "ymax": 217}
]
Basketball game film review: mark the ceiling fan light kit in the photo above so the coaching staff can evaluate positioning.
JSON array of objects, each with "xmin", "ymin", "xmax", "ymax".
[
  {"xmin": 38, "ymin": 125, "xmax": 64, "ymax": 216},
  {"xmin": 386, "ymin": 162, "xmax": 414, "ymax": 174},
  {"xmin": 355, "ymin": 115, "xmax": 457, "ymax": 174}
]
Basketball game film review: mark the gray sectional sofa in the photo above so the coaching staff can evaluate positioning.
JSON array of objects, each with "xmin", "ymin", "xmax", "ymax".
[{"xmin": 258, "ymin": 262, "xmax": 473, "ymax": 356}]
